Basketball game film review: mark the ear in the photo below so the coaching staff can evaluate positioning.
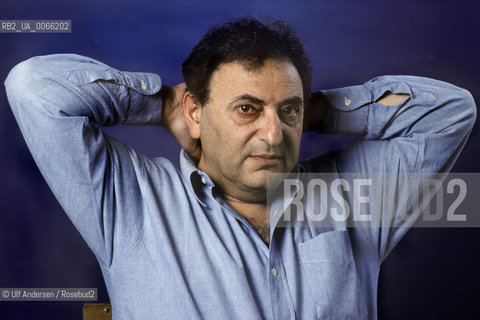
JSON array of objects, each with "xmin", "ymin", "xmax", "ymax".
[{"xmin": 183, "ymin": 91, "xmax": 201, "ymax": 139}]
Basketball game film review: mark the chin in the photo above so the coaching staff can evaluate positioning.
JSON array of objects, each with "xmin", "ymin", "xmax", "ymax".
[
  {"xmin": 244, "ymin": 171, "xmax": 285, "ymax": 191},
  {"xmin": 241, "ymin": 173, "xmax": 269, "ymax": 190}
]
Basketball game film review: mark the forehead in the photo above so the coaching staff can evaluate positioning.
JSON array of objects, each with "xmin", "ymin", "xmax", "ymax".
[{"xmin": 208, "ymin": 59, "xmax": 303, "ymax": 103}]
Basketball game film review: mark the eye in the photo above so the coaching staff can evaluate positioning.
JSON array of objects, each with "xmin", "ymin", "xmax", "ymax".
[
  {"xmin": 283, "ymin": 105, "xmax": 300, "ymax": 116},
  {"xmin": 237, "ymin": 104, "xmax": 256, "ymax": 114}
]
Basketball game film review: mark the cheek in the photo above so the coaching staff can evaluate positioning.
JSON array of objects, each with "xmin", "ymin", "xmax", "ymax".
[
  {"xmin": 201, "ymin": 118, "xmax": 242, "ymax": 162},
  {"xmin": 285, "ymin": 129, "xmax": 302, "ymax": 158},
  {"xmin": 201, "ymin": 109, "xmax": 225, "ymax": 143},
  {"xmin": 286, "ymin": 126, "xmax": 302, "ymax": 145}
]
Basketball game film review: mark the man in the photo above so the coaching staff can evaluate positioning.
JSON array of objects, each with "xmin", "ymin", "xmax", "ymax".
[{"xmin": 5, "ymin": 17, "xmax": 475, "ymax": 319}]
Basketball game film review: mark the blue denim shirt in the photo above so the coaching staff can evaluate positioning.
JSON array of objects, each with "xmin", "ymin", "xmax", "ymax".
[{"xmin": 5, "ymin": 54, "xmax": 476, "ymax": 319}]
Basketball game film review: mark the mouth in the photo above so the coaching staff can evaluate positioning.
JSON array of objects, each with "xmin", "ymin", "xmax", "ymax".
[{"xmin": 249, "ymin": 153, "xmax": 283, "ymax": 165}]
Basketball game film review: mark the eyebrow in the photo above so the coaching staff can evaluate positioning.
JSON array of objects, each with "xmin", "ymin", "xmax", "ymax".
[{"xmin": 231, "ymin": 94, "xmax": 303, "ymax": 107}]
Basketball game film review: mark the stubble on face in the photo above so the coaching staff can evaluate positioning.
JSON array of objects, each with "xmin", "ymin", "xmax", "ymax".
[{"xmin": 197, "ymin": 58, "xmax": 304, "ymax": 203}]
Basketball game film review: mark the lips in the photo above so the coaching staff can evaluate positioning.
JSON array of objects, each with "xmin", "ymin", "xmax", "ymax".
[{"xmin": 249, "ymin": 153, "xmax": 283, "ymax": 165}]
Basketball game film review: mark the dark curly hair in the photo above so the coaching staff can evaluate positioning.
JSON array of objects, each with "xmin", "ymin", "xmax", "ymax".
[{"xmin": 182, "ymin": 17, "xmax": 312, "ymax": 107}]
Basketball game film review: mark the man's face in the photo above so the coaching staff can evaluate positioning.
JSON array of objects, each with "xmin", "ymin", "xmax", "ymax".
[{"xmin": 196, "ymin": 58, "xmax": 304, "ymax": 202}]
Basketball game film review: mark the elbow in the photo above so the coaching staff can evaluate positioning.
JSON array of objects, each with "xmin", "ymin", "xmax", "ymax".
[
  {"xmin": 5, "ymin": 54, "xmax": 80, "ymax": 96},
  {"xmin": 6, "ymin": 56, "xmax": 43, "ymax": 86},
  {"xmin": 4, "ymin": 54, "xmax": 82, "ymax": 115},
  {"xmin": 456, "ymin": 88, "xmax": 477, "ymax": 132},
  {"xmin": 4, "ymin": 56, "xmax": 48, "ymax": 105}
]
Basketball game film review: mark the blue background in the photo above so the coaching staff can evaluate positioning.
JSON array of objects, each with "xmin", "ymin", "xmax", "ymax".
[{"xmin": 1, "ymin": 0, "xmax": 479, "ymax": 319}]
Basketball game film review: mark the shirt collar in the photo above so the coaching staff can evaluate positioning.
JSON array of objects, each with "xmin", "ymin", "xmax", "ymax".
[
  {"xmin": 179, "ymin": 149, "xmax": 200, "ymax": 180},
  {"xmin": 179, "ymin": 149, "xmax": 215, "ymax": 206},
  {"xmin": 179, "ymin": 149, "xmax": 213, "ymax": 182},
  {"xmin": 268, "ymin": 164, "xmax": 304, "ymax": 233}
]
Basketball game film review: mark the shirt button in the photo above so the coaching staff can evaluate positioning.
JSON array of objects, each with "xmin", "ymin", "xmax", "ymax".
[
  {"xmin": 344, "ymin": 97, "xmax": 352, "ymax": 106},
  {"xmin": 141, "ymin": 80, "xmax": 148, "ymax": 91},
  {"xmin": 200, "ymin": 177, "xmax": 207, "ymax": 185},
  {"xmin": 271, "ymin": 268, "xmax": 278, "ymax": 276}
]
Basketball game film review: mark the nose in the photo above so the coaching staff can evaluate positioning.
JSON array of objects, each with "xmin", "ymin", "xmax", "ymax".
[{"xmin": 260, "ymin": 110, "xmax": 283, "ymax": 146}]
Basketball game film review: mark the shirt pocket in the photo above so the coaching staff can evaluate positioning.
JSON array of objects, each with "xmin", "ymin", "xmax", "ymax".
[{"xmin": 299, "ymin": 230, "xmax": 368, "ymax": 319}]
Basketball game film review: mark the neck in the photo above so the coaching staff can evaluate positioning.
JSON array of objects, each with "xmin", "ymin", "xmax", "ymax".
[
  {"xmin": 222, "ymin": 193, "xmax": 271, "ymax": 247},
  {"xmin": 196, "ymin": 158, "xmax": 272, "ymax": 245},
  {"xmin": 223, "ymin": 193, "xmax": 268, "ymax": 219}
]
